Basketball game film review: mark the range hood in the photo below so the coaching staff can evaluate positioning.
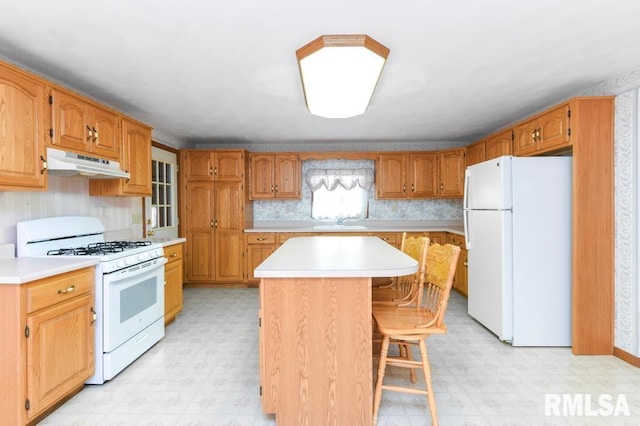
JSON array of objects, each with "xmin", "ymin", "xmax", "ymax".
[{"xmin": 46, "ymin": 147, "xmax": 130, "ymax": 179}]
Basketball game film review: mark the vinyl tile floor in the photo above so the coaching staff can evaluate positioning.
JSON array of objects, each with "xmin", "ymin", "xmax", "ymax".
[{"xmin": 39, "ymin": 288, "xmax": 640, "ymax": 426}]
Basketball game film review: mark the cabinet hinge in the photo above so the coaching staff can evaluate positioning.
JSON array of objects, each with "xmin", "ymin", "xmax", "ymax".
[
  {"xmin": 259, "ymin": 386, "xmax": 263, "ymax": 396},
  {"xmin": 568, "ymin": 128, "xmax": 572, "ymax": 137},
  {"xmin": 259, "ymin": 317, "xmax": 261, "ymax": 327},
  {"xmin": 176, "ymin": 164, "xmax": 180, "ymax": 173},
  {"xmin": 511, "ymin": 131, "xmax": 515, "ymax": 141},
  {"xmin": 49, "ymin": 128, "xmax": 54, "ymax": 138},
  {"xmin": 25, "ymin": 325, "xmax": 29, "ymax": 338},
  {"xmin": 25, "ymin": 399, "xmax": 30, "ymax": 411},
  {"xmin": 567, "ymin": 109, "xmax": 571, "ymax": 118},
  {"xmin": 48, "ymin": 95, "xmax": 53, "ymax": 105}
]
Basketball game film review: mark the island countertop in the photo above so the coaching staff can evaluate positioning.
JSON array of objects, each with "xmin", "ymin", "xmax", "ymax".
[
  {"xmin": 254, "ymin": 235, "xmax": 418, "ymax": 278},
  {"xmin": 245, "ymin": 219, "xmax": 464, "ymax": 235}
]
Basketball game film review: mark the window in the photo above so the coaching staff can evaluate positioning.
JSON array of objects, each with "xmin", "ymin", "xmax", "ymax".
[
  {"xmin": 145, "ymin": 147, "xmax": 178, "ymax": 238},
  {"xmin": 306, "ymin": 168, "xmax": 373, "ymax": 220},
  {"xmin": 311, "ymin": 185, "xmax": 369, "ymax": 219}
]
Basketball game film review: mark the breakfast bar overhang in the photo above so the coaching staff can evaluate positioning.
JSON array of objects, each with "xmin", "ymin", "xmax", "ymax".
[{"xmin": 255, "ymin": 236, "xmax": 418, "ymax": 425}]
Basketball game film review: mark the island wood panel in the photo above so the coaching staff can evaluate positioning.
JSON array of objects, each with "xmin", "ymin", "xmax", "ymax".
[{"xmin": 260, "ymin": 277, "xmax": 372, "ymax": 425}]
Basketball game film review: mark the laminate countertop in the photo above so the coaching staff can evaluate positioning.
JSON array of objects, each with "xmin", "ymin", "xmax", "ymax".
[
  {"xmin": 245, "ymin": 220, "xmax": 464, "ymax": 236},
  {"xmin": 254, "ymin": 236, "xmax": 418, "ymax": 278},
  {"xmin": 0, "ymin": 257, "xmax": 99, "ymax": 285}
]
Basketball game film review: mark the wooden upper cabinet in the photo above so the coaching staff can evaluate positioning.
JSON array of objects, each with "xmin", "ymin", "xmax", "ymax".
[
  {"xmin": 88, "ymin": 118, "xmax": 152, "ymax": 196},
  {"xmin": 377, "ymin": 151, "xmax": 462, "ymax": 199},
  {"xmin": 485, "ymin": 128, "xmax": 513, "ymax": 160},
  {"xmin": 249, "ymin": 153, "xmax": 300, "ymax": 199},
  {"xmin": 466, "ymin": 141, "xmax": 486, "ymax": 167},
  {"xmin": 376, "ymin": 154, "xmax": 406, "ymax": 198},
  {"xmin": 49, "ymin": 88, "xmax": 120, "ymax": 161},
  {"xmin": 183, "ymin": 150, "xmax": 244, "ymax": 182},
  {"xmin": 0, "ymin": 62, "xmax": 47, "ymax": 191},
  {"xmin": 514, "ymin": 103, "xmax": 570, "ymax": 156},
  {"xmin": 439, "ymin": 148, "xmax": 465, "ymax": 197},
  {"xmin": 408, "ymin": 152, "xmax": 438, "ymax": 198}
]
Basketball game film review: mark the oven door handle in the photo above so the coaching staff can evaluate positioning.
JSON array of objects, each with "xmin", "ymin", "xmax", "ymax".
[{"xmin": 104, "ymin": 258, "xmax": 167, "ymax": 283}]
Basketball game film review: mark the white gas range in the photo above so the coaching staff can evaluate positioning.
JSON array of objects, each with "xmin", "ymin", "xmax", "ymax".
[{"xmin": 16, "ymin": 216, "xmax": 167, "ymax": 384}]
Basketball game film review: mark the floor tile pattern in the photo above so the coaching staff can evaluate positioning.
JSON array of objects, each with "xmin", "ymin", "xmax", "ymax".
[{"xmin": 39, "ymin": 288, "xmax": 640, "ymax": 425}]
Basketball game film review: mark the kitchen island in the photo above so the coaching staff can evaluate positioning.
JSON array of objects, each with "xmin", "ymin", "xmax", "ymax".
[{"xmin": 255, "ymin": 236, "xmax": 417, "ymax": 425}]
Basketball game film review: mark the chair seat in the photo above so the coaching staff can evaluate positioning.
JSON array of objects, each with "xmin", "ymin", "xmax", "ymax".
[{"xmin": 372, "ymin": 306, "xmax": 447, "ymax": 335}]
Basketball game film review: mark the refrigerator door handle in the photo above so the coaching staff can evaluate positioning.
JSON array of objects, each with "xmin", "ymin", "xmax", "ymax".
[
  {"xmin": 464, "ymin": 208, "xmax": 471, "ymax": 250},
  {"xmin": 463, "ymin": 168, "xmax": 470, "ymax": 210}
]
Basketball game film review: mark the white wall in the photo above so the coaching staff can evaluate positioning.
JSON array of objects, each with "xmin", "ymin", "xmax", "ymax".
[{"xmin": 0, "ymin": 176, "xmax": 143, "ymax": 250}]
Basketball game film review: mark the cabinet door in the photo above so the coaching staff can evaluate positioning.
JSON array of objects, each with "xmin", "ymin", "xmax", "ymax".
[
  {"xmin": 439, "ymin": 149, "xmax": 464, "ymax": 197},
  {"xmin": 215, "ymin": 151, "xmax": 244, "ymax": 181},
  {"xmin": 0, "ymin": 64, "xmax": 46, "ymax": 190},
  {"xmin": 183, "ymin": 151, "xmax": 215, "ymax": 181},
  {"xmin": 376, "ymin": 154, "xmax": 406, "ymax": 199},
  {"xmin": 428, "ymin": 232, "xmax": 448, "ymax": 246},
  {"xmin": 121, "ymin": 118, "xmax": 152, "ymax": 195},
  {"xmin": 250, "ymin": 154, "xmax": 275, "ymax": 199},
  {"xmin": 466, "ymin": 141, "xmax": 486, "ymax": 167},
  {"xmin": 50, "ymin": 88, "xmax": 91, "ymax": 153},
  {"xmin": 185, "ymin": 182, "xmax": 214, "ymax": 281},
  {"xmin": 408, "ymin": 152, "xmax": 438, "ymax": 198},
  {"xmin": 274, "ymin": 154, "xmax": 300, "ymax": 199},
  {"xmin": 538, "ymin": 104, "xmax": 570, "ymax": 152},
  {"xmin": 164, "ymin": 254, "xmax": 183, "ymax": 324},
  {"xmin": 485, "ymin": 129, "xmax": 512, "ymax": 160},
  {"xmin": 26, "ymin": 294, "xmax": 94, "ymax": 420},
  {"xmin": 513, "ymin": 118, "xmax": 539, "ymax": 156},
  {"xmin": 247, "ymin": 244, "xmax": 276, "ymax": 281},
  {"xmin": 91, "ymin": 105, "xmax": 120, "ymax": 160},
  {"xmin": 214, "ymin": 182, "xmax": 244, "ymax": 281}
]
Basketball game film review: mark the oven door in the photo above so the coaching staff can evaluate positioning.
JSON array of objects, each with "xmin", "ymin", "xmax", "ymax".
[{"xmin": 102, "ymin": 257, "xmax": 167, "ymax": 352}]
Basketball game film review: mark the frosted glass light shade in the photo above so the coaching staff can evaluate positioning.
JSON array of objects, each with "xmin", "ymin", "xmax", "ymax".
[{"xmin": 296, "ymin": 35, "xmax": 389, "ymax": 119}]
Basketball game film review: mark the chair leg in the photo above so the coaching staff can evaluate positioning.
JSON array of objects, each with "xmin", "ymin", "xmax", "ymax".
[
  {"xmin": 372, "ymin": 335, "xmax": 390, "ymax": 425},
  {"xmin": 419, "ymin": 339, "xmax": 438, "ymax": 426},
  {"xmin": 404, "ymin": 343, "xmax": 417, "ymax": 383}
]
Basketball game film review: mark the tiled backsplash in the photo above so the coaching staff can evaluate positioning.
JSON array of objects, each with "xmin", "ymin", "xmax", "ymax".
[
  {"xmin": 254, "ymin": 159, "xmax": 463, "ymax": 222},
  {"xmin": 0, "ymin": 176, "xmax": 142, "ymax": 247}
]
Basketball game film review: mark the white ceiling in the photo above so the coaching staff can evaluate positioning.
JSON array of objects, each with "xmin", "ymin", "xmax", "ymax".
[{"xmin": 1, "ymin": 0, "xmax": 639, "ymax": 146}]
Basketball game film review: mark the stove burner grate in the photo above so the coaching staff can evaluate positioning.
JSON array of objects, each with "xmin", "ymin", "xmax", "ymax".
[{"xmin": 47, "ymin": 240, "xmax": 152, "ymax": 256}]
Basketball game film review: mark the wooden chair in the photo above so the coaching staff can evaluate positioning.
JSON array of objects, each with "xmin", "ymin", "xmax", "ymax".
[
  {"xmin": 372, "ymin": 243, "xmax": 461, "ymax": 426},
  {"xmin": 372, "ymin": 233, "xmax": 429, "ymax": 306}
]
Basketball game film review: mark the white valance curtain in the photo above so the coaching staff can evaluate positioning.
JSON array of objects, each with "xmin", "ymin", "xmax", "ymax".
[{"xmin": 305, "ymin": 168, "xmax": 374, "ymax": 191}]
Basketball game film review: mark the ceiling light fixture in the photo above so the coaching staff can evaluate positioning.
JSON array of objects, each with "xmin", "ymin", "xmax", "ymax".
[{"xmin": 296, "ymin": 34, "xmax": 390, "ymax": 119}]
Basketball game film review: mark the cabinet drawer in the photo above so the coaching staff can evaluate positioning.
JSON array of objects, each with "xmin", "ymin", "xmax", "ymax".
[
  {"xmin": 164, "ymin": 243, "xmax": 183, "ymax": 262},
  {"xmin": 27, "ymin": 267, "xmax": 95, "ymax": 313},
  {"xmin": 369, "ymin": 232, "xmax": 399, "ymax": 246},
  {"xmin": 247, "ymin": 234, "xmax": 277, "ymax": 244},
  {"xmin": 447, "ymin": 233, "xmax": 466, "ymax": 249}
]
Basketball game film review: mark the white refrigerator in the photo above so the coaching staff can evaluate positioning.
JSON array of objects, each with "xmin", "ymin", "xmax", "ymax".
[{"xmin": 463, "ymin": 155, "xmax": 572, "ymax": 346}]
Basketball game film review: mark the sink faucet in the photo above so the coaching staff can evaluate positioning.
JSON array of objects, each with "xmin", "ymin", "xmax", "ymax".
[{"xmin": 336, "ymin": 217, "xmax": 346, "ymax": 225}]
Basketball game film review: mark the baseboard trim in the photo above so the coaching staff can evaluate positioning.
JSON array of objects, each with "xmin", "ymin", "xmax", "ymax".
[
  {"xmin": 184, "ymin": 282, "xmax": 259, "ymax": 289},
  {"xmin": 613, "ymin": 346, "xmax": 640, "ymax": 367}
]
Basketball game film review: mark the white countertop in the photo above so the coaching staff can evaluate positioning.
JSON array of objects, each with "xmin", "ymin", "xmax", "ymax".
[
  {"xmin": 245, "ymin": 220, "xmax": 464, "ymax": 235},
  {"xmin": 146, "ymin": 237, "xmax": 186, "ymax": 247},
  {"xmin": 254, "ymin": 236, "xmax": 418, "ymax": 278},
  {"xmin": 0, "ymin": 257, "xmax": 99, "ymax": 285}
]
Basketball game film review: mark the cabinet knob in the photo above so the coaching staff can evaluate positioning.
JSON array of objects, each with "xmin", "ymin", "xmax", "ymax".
[
  {"xmin": 464, "ymin": 260, "xmax": 468, "ymax": 267},
  {"xmin": 40, "ymin": 155, "xmax": 48, "ymax": 175},
  {"xmin": 147, "ymin": 230, "xmax": 155, "ymax": 237},
  {"xmin": 209, "ymin": 167, "xmax": 214, "ymax": 175},
  {"xmin": 93, "ymin": 127, "xmax": 98, "ymax": 141},
  {"xmin": 214, "ymin": 220, "xmax": 218, "ymax": 228},
  {"xmin": 86, "ymin": 125, "xmax": 93, "ymax": 142},
  {"xmin": 170, "ymin": 253, "xmax": 178, "ymax": 257},
  {"xmin": 274, "ymin": 185, "xmax": 278, "ymax": 192},
  {"xmin": 90, "ymin": 307, "xmax": 97, "ymax": 325}
]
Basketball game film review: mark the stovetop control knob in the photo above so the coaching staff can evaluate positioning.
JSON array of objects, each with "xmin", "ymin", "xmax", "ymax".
[
  {"xmin": 116, "ymin": 259, "xmax": 126, "ymax": 268},
  {"xmin": 125, "ymin": 256, "xmax": 135, "ymax": 265},
  {"xmin": 139, "ymin": 252, "xmax": 148, "ymax": 262},
  {"xmin": 156, "ymin": 248, "xmax": 164, "ymax": 258}
]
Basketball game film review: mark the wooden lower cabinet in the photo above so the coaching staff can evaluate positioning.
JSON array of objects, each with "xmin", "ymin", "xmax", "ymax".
[
  {"xmin": 164, "ymin": 243, "xmax": 184, "ymax": 325},
  {"xmin": 0, "ymin": 267, "xmax": 95, "ymax": 425},
  {"xmin": 246, "ymin": 234, "xmax": 277, "ymax": 282},
  {"xmin": 447, "ymin": 233, "xmax": 468, "ymax": 297}
]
